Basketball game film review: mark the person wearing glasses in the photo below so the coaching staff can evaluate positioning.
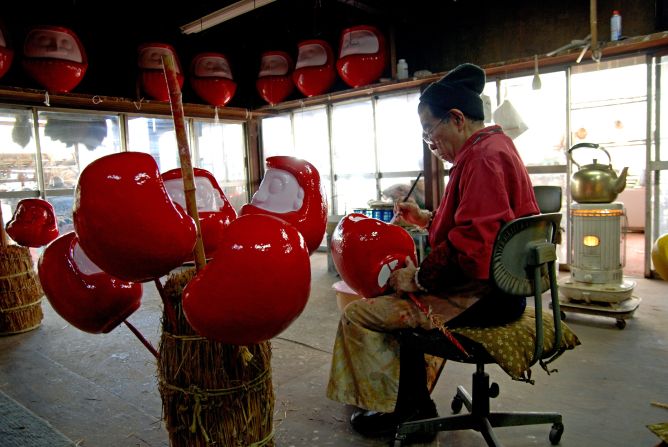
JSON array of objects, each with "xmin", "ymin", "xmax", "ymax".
[{"xmin": 326, "ymin": 63, "xmax": 539, "ymax": 442}]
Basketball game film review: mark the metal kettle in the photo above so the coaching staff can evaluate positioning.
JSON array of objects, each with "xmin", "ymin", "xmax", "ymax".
[{"xmin": 568, "ymin": 142, "xmax": 629, "ymax": 203}]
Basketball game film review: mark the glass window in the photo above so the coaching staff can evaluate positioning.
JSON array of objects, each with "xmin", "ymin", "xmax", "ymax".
[
  {"xmin": 127, "ymin": 116, "xmax": 182, "ymax": 172},
  {"xmin": 193, "ymin": 120, "xmax": 248, "ymax": 212},
  {"xmin": 376, "ymin": 92, "xmax": 422, "ymax": 172},
  {"xmin": 0, "ymin": 108, "xmax": 37, "ymax": 193},
  {"xmin": 261, "ymin": 115, "xmax": 293, "ymax": 159}
]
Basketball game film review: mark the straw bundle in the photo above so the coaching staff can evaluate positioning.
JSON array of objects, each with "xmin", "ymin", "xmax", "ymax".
[
  {"xmin": 158, "ymin": 269, "xmax": 274, "ymax": 446},
  {"xmin": 0, "ymin": 245, "xmax": 43, "ymax": 335}
]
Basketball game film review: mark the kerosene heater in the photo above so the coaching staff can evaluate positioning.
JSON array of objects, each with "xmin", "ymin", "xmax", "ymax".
[{"xmin": 558, "ymin": 143, "xmax": 641, "ymax": 329}]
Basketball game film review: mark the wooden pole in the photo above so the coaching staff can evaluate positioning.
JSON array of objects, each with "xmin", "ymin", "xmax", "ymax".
[
  {"xmin": 0, "ymin": 204, "xmax": 7, "ymax": 247},
  {"xmin": 161, "ymin": 54, "xmax": 206, "ymax": 272}
]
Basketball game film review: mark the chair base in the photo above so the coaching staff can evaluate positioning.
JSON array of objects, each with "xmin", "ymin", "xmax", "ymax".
[{"xmin": 394, "ymin": 367, "xmax": 564, "ymax": 446}]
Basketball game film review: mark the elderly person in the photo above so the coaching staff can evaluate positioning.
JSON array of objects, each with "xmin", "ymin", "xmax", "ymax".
[{"xmin": 326, "ymin": 63, "xmax": 539, "ymax": 442}]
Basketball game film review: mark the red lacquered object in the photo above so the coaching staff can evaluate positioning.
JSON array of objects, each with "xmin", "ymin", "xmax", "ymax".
[
  {"xmin": 256, "ymin": 50, "xmax": 294, "ymax": 105},
  {"xmin": 73, "ymin": 152, "xmax": 196, "ymax": 283},
  {"xmin": 5, "ymin": 198, "xmax": 59, "ymax": 247},
  {"xmin": 0, "ymin": 21, "xmax": 13, "ymax": 80},
  {"xmin": 240, "ymin": 155, "xmax": 327, "ymax": 255},
  {"xmin": 138, "ymin": 42, "xmax": 184, "ymax": 101},
  {"xmin": 190, "ymin": 52, "xmax": 237, "ymax": 107},
  {"xmin": 162, "ymin": 167, "xmax": 237, "ymax": 258},
  {"xmin": 182, "ymin": 214, "xmax": 310, "ymax": 345},
  {"xmin": 330, "ymin": 213, "xmax": 417, "ymax": 298},
  {"xmin": 292, "ymin": 39, "xmax": 336, "ymax": 97},
  {"xmin": 38, "ymin": 232, "xmax": 142, "ymax": 334},
  {"xmin": 22, "ymin": 26, "xmax": 87, "ymax": 93},
  {"xmin": 336, "ymin": 25, "xmax": 387, "ymax": 88}
]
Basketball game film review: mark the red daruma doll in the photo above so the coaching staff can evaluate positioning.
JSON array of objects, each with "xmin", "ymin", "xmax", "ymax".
[
  {"xmin": 256, "ymin": 50, "xmax": 294, "ymax": 105},
  {"xmin": 138, "ymin": 42, "xmax": 184, "ymax": 101},
  {"xmin": 336, "ymin": 25, "xmax": 387, "ymax": 88},
  {"xmin": 190, "ymin": 52, "xmax": 237, "ymax": 107},
  {"xmin": 22, "ymin": 25, "xmax": 88, "ymax": 93},
  {"xmin": 0, "ymin": 21, "xmax": 13, "ymax": 80},
  {"xmin": 292, "ymin": 39, "xmax": 336, "ymax": 97}
]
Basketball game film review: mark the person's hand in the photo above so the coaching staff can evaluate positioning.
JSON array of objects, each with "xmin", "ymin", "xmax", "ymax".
[
  {"xmin": 392, "ymin": 201, "xmax": 431, "ymax": 228},
  {"xmin": 389, "ymin": 257, "xmax": 419, "ymax": 293}
]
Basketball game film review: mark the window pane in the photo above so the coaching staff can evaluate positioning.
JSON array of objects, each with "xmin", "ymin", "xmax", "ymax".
[
  {"xmin": 376, "ymin": 92, "xmax": 422, "ymax": 172},
  {"xmin": 261, "ymin": 115, "xmax": 293, "ymax": 159},
  {"xmin": 127, "ymin": 117, "xmax": 183, "ymax": 172},
  {"xmin": 498, "ymin": 71, "xmax": 567, "ymax": 166},
  {"xmin": 0, "ymin": 108, "xmax": 37, "ymax": 192},
  {"xmin": 194, "ymin": 121, "xmax": 248, "ymax": 212}
]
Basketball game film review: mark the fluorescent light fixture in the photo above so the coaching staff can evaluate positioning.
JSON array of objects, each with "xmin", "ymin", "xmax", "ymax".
[{"xmin": 180, "ymin": 0, "xmax": 278, "ymax": 34}]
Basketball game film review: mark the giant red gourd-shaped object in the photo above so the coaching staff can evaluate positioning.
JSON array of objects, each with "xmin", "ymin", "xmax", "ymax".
[
  {"xmin": 256, "ymin": 50, "xmax": 294, "ymax": 105},
  {"xmin": 330, "ymin": 213, "xmax": 417, "ymax": 298},
  {"xmin": 240, "ymin": 155, "xmax": 327, "ymax": 255},
  {"xmin": 73, "ymin": 152, "xmax": 197, "ymax": 282},
  {"xmin": 182, "ymin": 214, "xmax": 310, "ymax": 345},
  {"xmin": 292, "ymin": 39, "xmax": 336, "ymax": 97},
  {"xmin": 5, "ymin": 198, "xmax": 59, "ymax": 247},
  {"xmin": 190, "ymin": 52, "xmax": 237, "ymax": 107},
  {"xmin": 22, "ymin": 25, "xmax": 87, "ymax": 93},
  {"xmin": 162, "ymin": 167, "xmax": 237, "ymax": 258},
  {"xmin": 0, "ymin": 21, "xmax": 13, "ymax": 80},
  {"xmin": 38, "ymin": 232, "xmax": 142, "ymax": 334},
  {"xmin": 336, "ymin": 25, "xmax": 386, "ymax": 88},
  {"xmin": 138, "ymin": 42, "xmax": 184, "ymax": 101}
]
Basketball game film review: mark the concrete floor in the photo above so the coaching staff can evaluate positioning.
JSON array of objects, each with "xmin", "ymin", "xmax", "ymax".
[{"xmin": 0, "ymin": 252, "xmax": 667, "ymax": 447}]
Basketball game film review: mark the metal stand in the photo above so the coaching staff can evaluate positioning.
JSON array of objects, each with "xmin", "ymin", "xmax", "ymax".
[{"xmin": 557, "ymin": 295, "xmax": 641, "ymax": 329}]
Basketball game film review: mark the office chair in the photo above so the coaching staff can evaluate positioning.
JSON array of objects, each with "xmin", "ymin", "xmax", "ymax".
[
  {"xmin": 533, "ymin": 185, "xmax": 563, "ymax": 214},
  {"xmin": 393, "ymin": 212, "xmax": 580, "ymax": 446}
]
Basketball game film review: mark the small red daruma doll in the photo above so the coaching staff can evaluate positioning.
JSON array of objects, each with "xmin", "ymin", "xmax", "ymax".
[
  {"xmin": 256, "ymin": 50, "xmax": 294, "ymax": 105},
  {"xmin": 137, "ymin": 42, "xmax": 184, "ymax": 101},
  {"xmin": 292, "ymin": 39, "xmax": 336, "ymax": 97},
  {"xmin": 22, "ymin": 25, "xmax": 87, "ymax": 93},
  {"xmin": 190, "ymin": 52, "xmax": 237, "ymax": 107},
  {"xmin": 0, "ymin": 20, "xmax": 13, "ymax": 80},
  {"xmin": 336, "ymin": 25, "xmax": 387, "ymax": 88}
]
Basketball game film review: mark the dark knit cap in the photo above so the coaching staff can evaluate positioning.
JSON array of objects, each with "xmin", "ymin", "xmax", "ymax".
[{"xmin": 419, "ymin": 63, "xmax": 486, "ymax": 120}]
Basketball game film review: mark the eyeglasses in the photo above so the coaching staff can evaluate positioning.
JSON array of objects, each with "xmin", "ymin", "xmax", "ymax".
[{"xmin": 422, "ymin": 117, "xmax": 446, "ymax": 144}]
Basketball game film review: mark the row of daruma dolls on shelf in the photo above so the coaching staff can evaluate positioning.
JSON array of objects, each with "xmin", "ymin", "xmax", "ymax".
[{"xmin": 0, "ymin": 23, "xmax": 388, "ymax": 106}]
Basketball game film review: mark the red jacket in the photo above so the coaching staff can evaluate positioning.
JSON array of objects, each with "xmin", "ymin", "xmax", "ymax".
[{"xmin": 420, "ymin": 125, "xmax": 539, "ymax": 291}]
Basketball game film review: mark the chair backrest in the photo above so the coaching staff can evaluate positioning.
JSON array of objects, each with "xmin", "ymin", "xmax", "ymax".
[{"xmin": 533, "ymin": 185, "xmax": 562, "ymax": 213}]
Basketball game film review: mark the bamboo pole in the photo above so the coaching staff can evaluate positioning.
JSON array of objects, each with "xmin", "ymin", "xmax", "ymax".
[{"xmin": 161, "ymin": 54, "xmax": 206, "ymax": 272}]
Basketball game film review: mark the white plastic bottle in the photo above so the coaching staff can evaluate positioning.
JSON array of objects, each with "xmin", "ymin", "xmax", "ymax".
[
  {"xmin": 397, "ymin": 59, "xmax": 409, "ymax": 80},
  {"xmin": 611, "ymin": 10, "xmax": 622, "ymax": 41}
]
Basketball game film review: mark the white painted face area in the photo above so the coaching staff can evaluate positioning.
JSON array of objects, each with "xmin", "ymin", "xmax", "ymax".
[
  {"xmin": 194, "ymin": 56, "xmax": 232, "ymax": 79},
  {"xmin": 72, "ymin": 240, "xmax": 103, "ymax": 275},
  {"xmin": 339, "ymin": 30, "xmax": 379, "ymax": 58},
  {"xmin": 138, "ymin": 46, "xmax": 180, "ymax": 72},
  {"xmin": 295, "ymin": 44, "xmax": 327, "ymax": 69},
  {"xmin": 163, "ymin": 177, "xmax": 224, "ymax": 212},
  {"xmin": 377, "ymin": 258, "xmax": 399, "ymax": 287},
  {"xmin": 24, "ymin": 29, "xmax": 83, "ymax": 63},
  {"xmin": 250, "ymin": 168, "xmax": 304, "ymax": 213},
  {"xmin": 259, "ymin": 55, "xmax": 289, "ymax": 77}
]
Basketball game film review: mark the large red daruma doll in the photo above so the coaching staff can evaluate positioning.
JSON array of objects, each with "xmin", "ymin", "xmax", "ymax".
[
  {"xmin": 0, "ymin": 21, "xmax": 13, "ymax": 80},
  {"xmin": 138, "ymin": 42, "xmax": 184, "ymax": 101},
  {"xmin": 256, "ymin": 50, "xmax": 294, "ymax": 105},
  {"xmin": 292, "ymin": 39, "xmax": 336, "ymax": 97},
  {"xmin": 38, "ymin": 232, "xmax": 143, "ymax": 334},
  {"xmin": 336, "ymin": 25, "xmax": 387, "ymax": 88},
  {"xmin": 240, "ymin": 156, "xmax": 327, "ymax": 255},
  {"xmin": 5, "ymin": 198, "xmax": 59, "ymax": 248},
  {"xmin": 190, "ymin": 52, "xmax": 237, "ymax": 107},
  {"xmin": 162, "ymin": 167, "xmax": 237, "ymax": 257},
  {"xmin": 182, "ymin": 213, "xmax": 310, "ymax": 345},
  {"xmin": 331, "ymin": 213, "xmax": 417, "ymax": 298},
  {"xmin": 22, "ymin": 25, "xmax": 87, "ymax": 93}
]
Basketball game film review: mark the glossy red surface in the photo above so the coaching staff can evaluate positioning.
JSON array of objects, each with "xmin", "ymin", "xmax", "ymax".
[
  {"xmin": 0, "ymin": 46, "xmax": 12, "ymax": 80},
  {"xmin": 38, "ymin": 232, "xmax": 142, "ymax": 334},
  {"xmin": 140, "ymin": 70, "xmax": 184, "ymax": 101},
  {"xmin": 336, "ymin": 25, "xmax": 387, "ymax": 88},
  {"xmin": 240, "ymin": 156, "xmax": 327, "ymax": 255},
  {"xmin": 256, "ymin": 76, "xmax": 294, "ymax": 105},
  {"xmin": 182, "ymin": 214, "xmax": 310, "ymax": 345},
  {"xmin": 5, "ymin": 198, "xmax": 59, "ymax": 248},
  {"xmin": 292, "ymin": 39, "xmax": 336, "ymax": 97},
  {"xmin": 330, "ymin": 213, "xmax": 417, "ymax": 298},
  {"xmin": 190, "ymin": 77, "xmax": 236, "ymax": 106},
  {"xmin": 73, "ymin": 152, "xmax": 197, "ymax": 282}
]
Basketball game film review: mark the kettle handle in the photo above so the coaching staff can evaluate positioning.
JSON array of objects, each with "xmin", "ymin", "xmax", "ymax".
[{"xmin": 568, "ymin": 143, "xmax": 611, "ymax": 169}]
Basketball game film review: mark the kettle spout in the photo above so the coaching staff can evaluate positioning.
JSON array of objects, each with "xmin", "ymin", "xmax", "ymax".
[{"xmin": 615, "ymin": 167, "xmax": 630, "ymax": 193}]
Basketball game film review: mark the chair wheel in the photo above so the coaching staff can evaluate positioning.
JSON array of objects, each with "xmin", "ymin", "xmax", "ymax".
[
  {"xmin": 549, "ymin": 422, "xmax": 564, "ymax": 445},
  {"xmin": 560, "ymin": 311, "xmax": 566, "ymax": 321},
  {"xmin": 451, "ymin": 395, "xmax": 464, "ymax": 414},
  {"xmin": 489, "ymin": 382, "xmax": 500, "ymax": 398},
  {"xmin": 616, "ymin": 319, "xmax": 626, "ymax": 329}
]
